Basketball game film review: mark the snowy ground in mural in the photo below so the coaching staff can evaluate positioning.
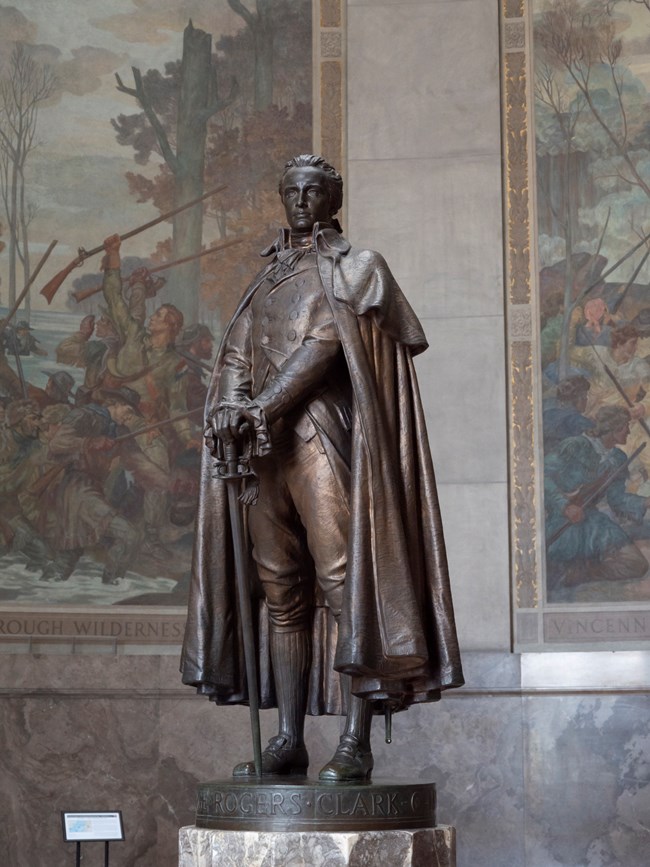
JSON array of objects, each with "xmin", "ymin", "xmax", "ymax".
[{"xmin": 0, "ymin": 552, "xmax": 179, "ymax": 606}]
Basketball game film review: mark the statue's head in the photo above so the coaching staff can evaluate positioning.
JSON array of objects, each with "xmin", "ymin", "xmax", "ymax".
[{"xmin": 279, "ymin": 154, "xmax": 343, "ymax": 233}]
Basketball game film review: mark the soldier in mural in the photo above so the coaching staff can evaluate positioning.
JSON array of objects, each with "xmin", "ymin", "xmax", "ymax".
[
  {"xmin": 100, "ymin": 234, "xmax": 192, "ymax": 558},
  {"xmin": 56, "ymin": 312, "xmax": 121, "ymax": 391},
  {"xmin": 11, "ymin": 321, "xmax": 48, "ymax": 357},
  {"xmin": 40, "ymin": 387, "xmax": 144, "ymax": 584},
  {"xmin": 542, "ymin": 375, "xmax": 594, "ymax": 452},
  {"xmin": 175, "ymin": 324, "xmax": 214, "ymax": 412},
  {"xmin": 545, "ymin": 406, "xmax": 650, "ymax": 593},
  {"xmin": 0, "ymin": 400, "xmax": 51, "ymax": 575}
]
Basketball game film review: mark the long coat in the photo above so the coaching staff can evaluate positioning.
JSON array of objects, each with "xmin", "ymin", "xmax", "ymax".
[{"xmin": 181, "ymin": 226, "xmax": 464, "ymax": 714}]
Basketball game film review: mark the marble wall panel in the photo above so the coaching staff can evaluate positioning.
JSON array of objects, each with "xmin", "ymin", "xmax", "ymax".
[
  {"xmin": 4, "ymin": 655, "xmax": 650, "ymax": 866},
  {"xmin": 346, "ymin": 155, "xmax": 504, "ymax": 321},
  {"xmin": 369, "ymin": 697, "xmax": 526, "ymax": 867},
  {"xmin": 0, "ymin": 695, "xmax": 161, "ymax": 867},
  {"xmin": 413, "ymin": 315, "xmax": 507, "ymax": 485},
  {"xmin": 523, "ymin": 694, "xmax": 650, "ymax": 867},
  {"xmin": 437, "ymin": 482, "xmax": 511, "ymax": 650},
  {"xmin": 0, "ymin": 651, "xmax": 162, "ymax": 691},
  {"xmin": 347, "ymin": 1, "xmax": 501, "ymax": 161}
]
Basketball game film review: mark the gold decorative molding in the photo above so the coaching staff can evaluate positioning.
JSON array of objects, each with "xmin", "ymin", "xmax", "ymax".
[
  {"xmin": 502, "ymin": 0, "xmax": 540, "ymax": 619},
  {"xmin": 315, "ymin": 0, "xmax": 345, "ymax": 177},
  {"xmin": 504, "ymin": 51, "xmax": 531, "ymax": 306},
  {"xmin": 511, "ymin": 341, "xmax": 539, "ymax": 609},
  {"xmin": 504, "ymin": 0, "xmax": 524, "ymax": 18},
  {"xmin": 321, "ymin": 0, "xmax": 341, "ymax": 28}
]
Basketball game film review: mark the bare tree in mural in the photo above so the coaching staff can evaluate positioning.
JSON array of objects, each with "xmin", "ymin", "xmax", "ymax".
[
  {"xmin": 0, "ymin": 44, "xmax": 55, "ymax": 310},
  {"xmin": 535, "ymin": 0, "xmax": 650, "ymax": 377},
  {"xmin": 227, "ymin": 0, "xmax": 275, "ymax": 111},
  {"xmin": 607, "ymin": 0, "xmax": 650, "ymax": 11},
  {"xmin": 113, "ymin": 20, "xmax": 237, "ymax": 321},
  {"xmin": 535, "ymin": 56, "xmax": 587, "ymax": 378}
]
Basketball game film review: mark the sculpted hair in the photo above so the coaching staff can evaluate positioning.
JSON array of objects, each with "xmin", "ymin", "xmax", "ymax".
[{"xmin": 279, "ymin": 154, "xmax": 344, "ymax": 216}]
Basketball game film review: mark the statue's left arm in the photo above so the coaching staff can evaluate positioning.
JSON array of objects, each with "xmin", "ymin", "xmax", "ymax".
[{"xmin": 253, "ymin": 293, "xmax": 340, "ymax": 424}]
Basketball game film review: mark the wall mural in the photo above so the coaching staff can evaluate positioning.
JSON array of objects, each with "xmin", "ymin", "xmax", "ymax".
[
  {"xmin": 0, "ymin": 0, "xmax": 343, "ymax": 646},
  {"xmin": 505, "ymin": 0, "xmax": 650, "ymax": 646}
]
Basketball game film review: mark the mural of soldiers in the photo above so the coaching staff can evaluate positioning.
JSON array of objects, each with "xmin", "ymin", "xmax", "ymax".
[
  {"xmin": 176, "ymin": 323, "xmax": 214, "ymax": 411},
  {"xmin": 542, "ymin": 375, "xmax": 594, "ymax": 451},
  {"xmin": 545, "ymin": 405, "xmax": 650, "ymax": 591},
  {"xmin": 0, "ymin": 400, "xmax": 51, "ymax": 575},
  {"xmin": 42, "ymin": 387, "xmax": 143, "ymax": 584},
  {"xmin": 55, "ymin": 312, "xmax": 120, "ymax": 389},
  {"xmin": 100, "ymin": 234, "xmax": 190, "ymax": 557},
  {"xmin": 123, "ymin": 266, "xmax": 166, "ymax": 326},
  {"xmin": 11, "ymin": 321, "xmax": 48, "ymax": 357},
  {"xmin": 30, "ymin": 371, "xmax": 76, "ymax": 411},
  {"xmin": 0, "ymin": 321, "xmax": 23, "ymax": 400}
]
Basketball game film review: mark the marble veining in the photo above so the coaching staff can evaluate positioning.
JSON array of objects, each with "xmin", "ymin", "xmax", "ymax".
[{"xmin": 178, "ymin": 826, "xmax": 455, "ymax": 867}]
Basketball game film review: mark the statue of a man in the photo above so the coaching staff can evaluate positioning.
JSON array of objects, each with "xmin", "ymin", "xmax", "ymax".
[{"xmin": 181, "ymin": 154, "xmax": 464, "ymax": 782}]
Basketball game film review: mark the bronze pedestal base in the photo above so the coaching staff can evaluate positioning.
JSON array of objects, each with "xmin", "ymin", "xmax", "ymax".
[{"xmin": 195, "ymin": 777, "xmax": 436, "ymax": 833}]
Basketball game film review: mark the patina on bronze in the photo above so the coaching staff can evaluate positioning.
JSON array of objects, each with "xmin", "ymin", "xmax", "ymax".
[
  {"xmin": 195, "ymin": 778, "xmax": 436, "ymax": 833},
  {"xmin": 181, "ymin": 154, "xmax": 464, "ymax": 783}
]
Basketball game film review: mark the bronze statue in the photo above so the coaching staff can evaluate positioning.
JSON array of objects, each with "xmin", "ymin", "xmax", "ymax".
[{"xmin": 181, "ymin": 155, "xmax": 464, "ymax": 783}]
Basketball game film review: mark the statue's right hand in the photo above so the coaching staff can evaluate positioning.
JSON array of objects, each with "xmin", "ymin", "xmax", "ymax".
[{"xmin": 212, "ymin": 405, "xmax": 251, "ymax": 444}]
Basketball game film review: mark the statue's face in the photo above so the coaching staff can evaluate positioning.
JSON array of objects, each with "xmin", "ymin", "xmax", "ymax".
[{"xmin": 280, "ymin": 166, "xmax": 332, "ymax": 233}]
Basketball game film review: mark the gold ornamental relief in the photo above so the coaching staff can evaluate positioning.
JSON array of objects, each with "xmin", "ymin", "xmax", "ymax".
[
  {"xmin": 504, "ymin": 50, "xmax": 531, "ymax": 306},
  {"xmin": 511, "ymin": 341, "xmax": 539, "ymax": 609}
]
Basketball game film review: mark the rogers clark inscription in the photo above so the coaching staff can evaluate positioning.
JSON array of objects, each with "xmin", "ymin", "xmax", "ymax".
[{"xmin": 195, "ymin": 780, "xmax": 437, "ymax": 832}]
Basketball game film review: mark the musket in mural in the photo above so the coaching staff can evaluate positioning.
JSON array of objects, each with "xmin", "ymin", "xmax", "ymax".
[
  {"xmin": 0, "ymin": 0, "xmax": 313, "ymax": 607},
  {"xmin": 534, "ymin": 0, "xmax": 650, "ymax": 602}
]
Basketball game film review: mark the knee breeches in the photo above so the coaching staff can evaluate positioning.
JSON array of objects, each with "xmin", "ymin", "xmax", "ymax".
[{"xmin": 248, "ymin": 431, "xmax": 349, "ymax": 631}]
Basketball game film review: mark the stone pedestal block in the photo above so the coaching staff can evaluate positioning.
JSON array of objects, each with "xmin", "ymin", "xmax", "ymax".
[{"xmin": 178, "ymin": 824, "xmax": 456, "ymax": 866}]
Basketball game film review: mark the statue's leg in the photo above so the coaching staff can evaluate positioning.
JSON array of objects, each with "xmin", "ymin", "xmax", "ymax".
[
  {"xmin": 318, "ymin": 675, "xmax": 374, "ymax": 782},
  {"xmin": 233, "ymin": 448, "xmax": 312, "ymax": 777},
  {"xmin": 281, "ymin": 433, "xmax": 375, "ymax": 781}
]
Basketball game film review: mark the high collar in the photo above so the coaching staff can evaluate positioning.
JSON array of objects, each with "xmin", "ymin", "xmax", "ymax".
[{"xmin": 260, "ymin": 223, "xmax": 350, "ymax": 259}]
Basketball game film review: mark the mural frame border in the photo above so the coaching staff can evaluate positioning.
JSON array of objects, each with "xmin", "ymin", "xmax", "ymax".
[{"xmin": 502, "ymin": 0, "xmax": 650, "ymax": 651}]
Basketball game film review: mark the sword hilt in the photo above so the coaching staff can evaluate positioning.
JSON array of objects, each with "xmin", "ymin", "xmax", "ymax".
[{"xmin": 213, "ymin": 435, "xmax": 255, "ymax": 480}]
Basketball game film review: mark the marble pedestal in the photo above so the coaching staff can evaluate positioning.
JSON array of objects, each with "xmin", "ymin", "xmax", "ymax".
[{"xmin": 178, "ymin": 824, "xmax": 456, "ymax": 866}]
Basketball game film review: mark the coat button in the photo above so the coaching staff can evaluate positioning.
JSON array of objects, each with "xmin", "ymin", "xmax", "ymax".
[
  {"xmin": 289, "ymin": 310, "xmax": 299, "ymax": 320},
  {"xmin": 287, "ymin": 329, "xmax": 297, "ymax": 341},
  {"xmin": 261, "ymin": 335, "xmax": 269, "ymax": 345}
]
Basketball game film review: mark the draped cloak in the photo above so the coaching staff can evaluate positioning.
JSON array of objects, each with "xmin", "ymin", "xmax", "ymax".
[{"xmin": 180, "ymin": 226, "xmax": 464, "ymax": 714}]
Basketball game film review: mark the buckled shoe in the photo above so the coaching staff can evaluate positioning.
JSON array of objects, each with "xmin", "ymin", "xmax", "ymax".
[
  {"xmin": 232, "ymin": 734, "xmax": 309, "ymax": 777},
  {"xmin": 318, "ymin": 734, "xmax": 374, "ymax": 782}
]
